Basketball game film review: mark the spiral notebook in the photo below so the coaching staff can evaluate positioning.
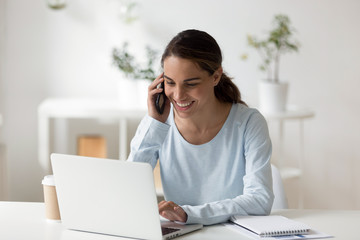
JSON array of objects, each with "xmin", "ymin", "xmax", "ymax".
[{"xmin": 230, "ymin": 215, "xmax": 310, "ymax": 237}]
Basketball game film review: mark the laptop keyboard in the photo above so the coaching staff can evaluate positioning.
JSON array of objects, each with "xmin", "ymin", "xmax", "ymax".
[{"xmin": 162, "ymin": 227, "xmax": 180, "ymax": 235}]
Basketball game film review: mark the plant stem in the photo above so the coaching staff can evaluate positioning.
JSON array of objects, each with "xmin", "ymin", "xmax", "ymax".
[{"xmin": 274, "ymin": 50, "xmax": 280, "ymax": 83}]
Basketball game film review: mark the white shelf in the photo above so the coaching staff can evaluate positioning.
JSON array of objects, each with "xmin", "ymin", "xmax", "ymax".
[
  {"xmin": 38, "ymin": 98, "xmax": 147, "ymax": 173},
  {"xmin": 262, "ymin": 105, "xmax": 315, "ymax": 208},
  {"xmin": 279, "ymin": 167, "xmax": 302, "ymax": 179},
  {"xmin": 262, "ymin": 105, "xmax": 315, "ymax": 121},
  {"xmin": 38, "ymin": 98, "xmax": 147, "ymax": 119}
]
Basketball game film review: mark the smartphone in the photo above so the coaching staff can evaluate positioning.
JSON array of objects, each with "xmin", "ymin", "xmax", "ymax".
[{"xmin": 155, "ymin": 81, "xmax": 166, "ymax": 114}]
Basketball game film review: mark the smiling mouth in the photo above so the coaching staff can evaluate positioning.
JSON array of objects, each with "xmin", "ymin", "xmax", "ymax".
[
  {"xmin": 174, "ymin": 100, "xmax": 194, "ymax": 110},
  {"xmin": 176, "ymin": 101, "xmax": 192, "ymax": 107}
]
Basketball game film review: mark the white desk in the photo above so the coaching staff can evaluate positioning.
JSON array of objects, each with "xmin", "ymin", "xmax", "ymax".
[
  {"xmin": 0, "ymin": 201, "xmax": 358, "ymax": 239},
  {"xmin": 38, "ymin": 98, "xmax": 147, "ymax": 173}
]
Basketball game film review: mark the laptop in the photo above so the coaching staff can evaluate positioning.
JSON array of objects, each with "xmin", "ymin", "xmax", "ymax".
[{"xmin": 50, "ymin": 153, "xmax": 203, "ymax": 240}]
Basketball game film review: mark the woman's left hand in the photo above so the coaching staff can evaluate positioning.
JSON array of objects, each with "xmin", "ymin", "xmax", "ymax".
[{"xmin": 158, "ymin": 200, "xmax": 188, "ymax": 223}]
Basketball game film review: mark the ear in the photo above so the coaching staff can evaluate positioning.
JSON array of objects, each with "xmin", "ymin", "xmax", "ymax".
[{"xmin": 213, "ymin": 67, "xmax": 223, "ymax": 86}]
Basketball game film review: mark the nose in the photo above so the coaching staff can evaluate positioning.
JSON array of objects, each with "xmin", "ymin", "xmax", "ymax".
[{"xmin": 173, "ymin": 85, "xmax": 186, "ymax": 100}]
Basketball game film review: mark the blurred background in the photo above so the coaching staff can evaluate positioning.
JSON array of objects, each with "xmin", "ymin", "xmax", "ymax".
[{"xmin": 0, "ymin": 0, "xmax": 359, "ymax": 209}]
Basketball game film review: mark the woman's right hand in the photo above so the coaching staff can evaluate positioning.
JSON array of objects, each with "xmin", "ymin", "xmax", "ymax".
[{"xmin": 147, "ymin": 73, "xmax": 171, "ymax": 123}]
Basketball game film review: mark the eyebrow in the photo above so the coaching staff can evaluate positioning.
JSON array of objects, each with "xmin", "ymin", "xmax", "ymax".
[{"xmin": 163, "ymin": 74, "xmax": 200, "ymax": 82}]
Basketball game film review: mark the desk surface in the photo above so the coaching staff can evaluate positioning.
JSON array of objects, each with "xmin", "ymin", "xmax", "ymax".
[{"xmin": 0, "ymin": 201, "xmax": 359, "ymax": 240}]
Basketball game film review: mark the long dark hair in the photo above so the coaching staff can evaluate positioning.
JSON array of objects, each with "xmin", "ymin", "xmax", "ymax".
[{"xmin": 161, "ymin": 29, "xmax": 246, "ymax": 105}]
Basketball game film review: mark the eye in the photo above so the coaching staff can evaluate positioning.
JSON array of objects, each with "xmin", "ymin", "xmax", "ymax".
[
  {"xmin": 165, "ymin": 80, "xmax": 175, "ymax": 85},
  {"xmin": 186, "ymin": 81, "xmax": 201, "ymax": 87}
]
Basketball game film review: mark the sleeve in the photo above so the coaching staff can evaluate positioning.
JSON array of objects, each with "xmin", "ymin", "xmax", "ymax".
[
  {"xmin": 127, "ymin": 115, "xmax": 170, "ymax": 168},
  {"xmin": 181, "ymin": 111, "xmax": 274, "ymax": 225}
]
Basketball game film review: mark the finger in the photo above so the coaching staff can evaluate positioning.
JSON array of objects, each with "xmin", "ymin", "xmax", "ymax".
[
  {"xmin": 173, "ymin": 206, "xmax": 187, "ymax": 222},
  {"xmin": 158, "ymin": 201, "xmax": 186, "ymax": 222},
  {"xmin": 159, "ymin": 204, "xmax": 178, "ymax": 220},
  {"xmin": 148, "ymin": 76, "xmax": 164, "ymax": 102},
  {"xmin": 149, "ymin": 87, "xmax": 163, "ymax": 97},
  {"xmin": 158, "ymin": 201, "xmax": 180, "ymax": 216},
  {"xmin": 161, "ymin": 208, "xmax": 184, "ymax": 222},
  {"xmin": 158, "ymin": 200, "xmax": 168, "ymax": 210},
  {"xmin": 158, "ymin": 201, "xmax": 174, "ymax": 212},
  {"xmin": 149, "ymin": 73, "xmax": 164, "ymax": 89},
  {"xmin": 160, "ymin": 210, "xmax": 178, "ymax": 221}
]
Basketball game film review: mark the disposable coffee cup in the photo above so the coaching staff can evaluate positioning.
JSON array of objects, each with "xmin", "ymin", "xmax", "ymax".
[{"xmin": 42, "ymin": 175, "xmax": 61, "ymax": 222}]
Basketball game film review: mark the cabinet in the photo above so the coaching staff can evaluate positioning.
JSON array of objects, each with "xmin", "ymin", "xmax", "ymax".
[{"xmin": 262, "ymin": 105, "xmax": 315, "ymax": 208}]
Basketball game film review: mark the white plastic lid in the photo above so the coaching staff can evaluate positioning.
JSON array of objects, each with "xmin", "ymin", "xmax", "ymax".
[{"xmin": 42, "ymin": 175, "xmax": 55, "ymax": 186}]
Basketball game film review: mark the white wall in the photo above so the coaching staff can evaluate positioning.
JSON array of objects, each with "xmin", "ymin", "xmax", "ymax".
[
  {"xmin": 1, "ymin": 0, "xmax": 359, "ymax": 208},
  {"xmin": 0, "ymin": 0, "xmax": 7, "ymax": 200}
]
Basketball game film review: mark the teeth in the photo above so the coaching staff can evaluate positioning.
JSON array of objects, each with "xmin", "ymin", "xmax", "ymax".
[{"xmin": 176, "ymin": 102, "xmax": 192, "ymax": 107}]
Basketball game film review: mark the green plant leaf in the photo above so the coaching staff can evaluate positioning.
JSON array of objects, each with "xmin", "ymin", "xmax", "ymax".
[
  {"xmin": 245, "ymin": 14, "xmax": 300, "ymax": 82},
  {"xmin": 112, "ymin": 42, "xmax": 159, "ymax": 81}
]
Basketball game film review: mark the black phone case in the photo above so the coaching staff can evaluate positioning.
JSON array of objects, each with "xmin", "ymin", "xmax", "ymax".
[{"xmin": 155, "ymin": 82, "xmax": 166, "ymax": 114}]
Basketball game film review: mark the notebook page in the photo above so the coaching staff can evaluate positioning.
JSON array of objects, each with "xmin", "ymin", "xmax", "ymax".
[{"xmin": 230, "ymin": 215, "xmax": 310, "ymax": 237}]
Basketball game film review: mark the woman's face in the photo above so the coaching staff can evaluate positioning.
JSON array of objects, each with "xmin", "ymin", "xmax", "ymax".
[{"xmin": 163, "ymin": 56, "xmax": 221, "ymax": 119}]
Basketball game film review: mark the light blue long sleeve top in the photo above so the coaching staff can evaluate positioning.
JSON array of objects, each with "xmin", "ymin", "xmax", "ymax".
[{"xmin": 128, "ymin": 104, "xmax": 274, "ymax": 225}]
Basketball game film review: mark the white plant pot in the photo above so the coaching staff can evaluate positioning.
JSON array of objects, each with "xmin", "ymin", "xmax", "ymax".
[
  {"xmin": 258, "ymin": 81, "xmax": 289, "ymax": 114},
  {"xmin": 118, "ymin": 79, "xmax": 149, "ymax": 110}
]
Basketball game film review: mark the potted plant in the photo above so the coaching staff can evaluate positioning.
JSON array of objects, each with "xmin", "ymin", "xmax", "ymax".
[
  {"xmin": 112, "ymin": 42, "xmax": 159, "ymax": 109},
  {"xmin": 112, "ymin": 42, "xmax": 158, "ymax": 81},
  {"xmin": 245, "ymin": 14, "xmax": 300, "ymax": 113}
]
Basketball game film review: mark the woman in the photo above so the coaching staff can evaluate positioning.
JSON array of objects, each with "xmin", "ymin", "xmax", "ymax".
[{"xmin": 128, "ymin": 29, "xmax": 274, "ymax": 225}]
